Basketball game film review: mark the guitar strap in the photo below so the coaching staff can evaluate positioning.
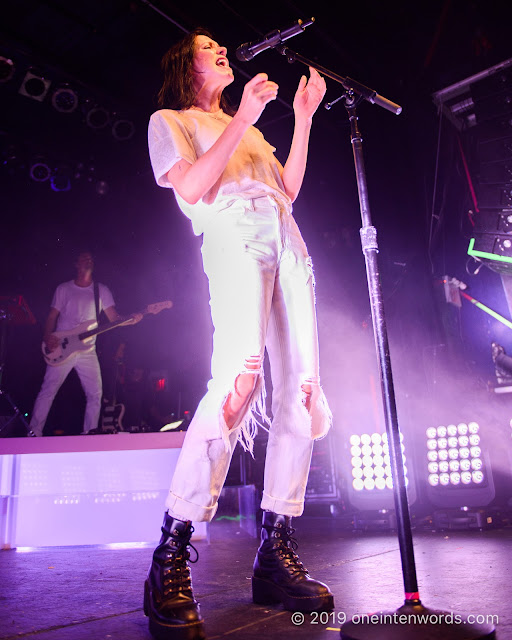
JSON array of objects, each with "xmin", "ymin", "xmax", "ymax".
[{"xmin": 93, "ymin": 281, "xmax": 100, "ymax": 324}]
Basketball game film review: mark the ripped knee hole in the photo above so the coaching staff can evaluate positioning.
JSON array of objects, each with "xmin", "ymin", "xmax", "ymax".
[
  {"xmin": 301, "ymin": 378, "xmax": 320, "ymax": 413},
  {"xmin": 223, "ymin": 355, "xmax": 263, "ymax": 429}
]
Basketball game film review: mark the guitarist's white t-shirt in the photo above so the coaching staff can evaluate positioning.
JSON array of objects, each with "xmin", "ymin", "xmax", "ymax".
[{"xmin": 51, "ymin": 281, "xmax": 115, "ymax": 339}]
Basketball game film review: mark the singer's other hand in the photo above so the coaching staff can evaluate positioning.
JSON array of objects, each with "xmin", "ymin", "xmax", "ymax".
[
  {"xmin": 293, "ymin": 67, "xmax": 326, "ymax": 121},
  {"xmin": 235, "ymin": 73, "xmax": 279, "ymax": 125}
]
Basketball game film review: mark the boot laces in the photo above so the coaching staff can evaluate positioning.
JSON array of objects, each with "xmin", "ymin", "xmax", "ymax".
[
  {"xmin": 162, "ymin": 525, "xmax": 199, "ymax": 597},
  {"xmin": 273, "ymin": 525, "xmax": 308, "ymax": 576}
]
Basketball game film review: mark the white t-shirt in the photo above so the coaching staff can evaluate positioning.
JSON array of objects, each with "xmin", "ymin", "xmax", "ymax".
[
  {"xmin": 148, "ymin": 108, "xmax": 292, "ymax": 235},
  {"xmin": 51, "ymin": 281, "xmax": 115, "ymax": 336}
]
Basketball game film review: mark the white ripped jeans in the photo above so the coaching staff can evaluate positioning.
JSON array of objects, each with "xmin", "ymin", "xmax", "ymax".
[{"xmin": 166, "ymin": 195, "xmax": 332, "ymax": 522}]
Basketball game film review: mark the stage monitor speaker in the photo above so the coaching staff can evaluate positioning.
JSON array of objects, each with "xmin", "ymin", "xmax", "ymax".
[
  {"xmin": 432, "ymin": 57, "xmax": 512, "ymax": 130},
  {"xmin": 479, "ymin": 161, "xmax": 512, "ymax": 185},
  {"xmin": 468, "ymin": 234, "xmax": 512, "ymax": 275},
  {"xmin": 477, "ymin": 135, "xmax": 512, "ymax": 165},
  {"xmin": 305, "ymin": 435, "xmax": 339, "ymax": 504},
  {"xmin": 476, "ymin": 184, "xmax": 512, "ymax": 209},
  {"xmin": 473, "ymin": 209, "xmax": 512, "ymax": 234}
]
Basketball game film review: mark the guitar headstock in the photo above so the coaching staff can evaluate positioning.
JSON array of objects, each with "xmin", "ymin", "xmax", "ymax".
[{"xmin": 145, "ymin": 300, "xmax": 173, "ymax": 315}]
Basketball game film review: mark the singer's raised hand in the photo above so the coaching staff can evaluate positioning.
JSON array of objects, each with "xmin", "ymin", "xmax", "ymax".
[
  {"xmin": 293, "ymin": 67, "xmax": 326, "ymax": 121},
  {"xmin": 235, "ymin": 73, "xmax": 279, "ymax": 125}
]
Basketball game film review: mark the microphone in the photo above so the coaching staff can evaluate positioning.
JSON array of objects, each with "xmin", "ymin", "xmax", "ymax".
[{"xmin": 236, "ymin": 18, "xmax": 314, "ymax": 62}]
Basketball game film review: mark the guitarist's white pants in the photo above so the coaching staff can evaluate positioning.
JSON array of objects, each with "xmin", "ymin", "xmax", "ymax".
[
  {"xmin": 29, "ymin": 350, "xmax": 103, "ymax": 436},
  {"xmin": 166, "ymin": 195, "xmax": 332, "ymax": 522}
]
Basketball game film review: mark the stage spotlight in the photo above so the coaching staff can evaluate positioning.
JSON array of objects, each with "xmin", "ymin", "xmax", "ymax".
[
  {"xmin": 51, "ymin": 175, "xmax": 71, "ymax": 191},
  {"xmin": 85, "ymin": 105, "xmax": 110, "ymax": 129},
  {"xmin": 50, "ymin": 165, "xmax": 72, "ymax": 192},
  {"xmin": 0, "ymin": 56, "xmax": 15, "ymax": 83},
  {"xmin": 346, "ymin": 431, "xmax": 416, "ymax": 512},
  {"xmin": 112, "ymin": 118, "xmax": 135, "ymax": 141},
  {"xmin": 51, "ymin": 85, "xmax": 79, "ymax": 113},
  {"xmin": 425, "ymin": 421, "xmax": 495, "ymax": 507},
  {"xmin": 19, "ymin": 70, "xmax": 51, "ymax": 102},
  {"xmin": 29, "ymin": 157, "xmax": 51, "ymax": 182}
]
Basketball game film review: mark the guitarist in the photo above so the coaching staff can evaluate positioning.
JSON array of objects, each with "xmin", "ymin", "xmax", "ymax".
[{"xmin": 28, "ymin": 251, "xmax": 141, "ymax": 437}]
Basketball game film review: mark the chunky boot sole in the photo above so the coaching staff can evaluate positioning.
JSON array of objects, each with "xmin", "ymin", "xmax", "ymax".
[
  {"xmin": 144, "ymin": 582, "xmax": 206, "ymax": 640},
  {"xmin": 252, "ymin": 576, "xmax": 334, "ymax": 613}
]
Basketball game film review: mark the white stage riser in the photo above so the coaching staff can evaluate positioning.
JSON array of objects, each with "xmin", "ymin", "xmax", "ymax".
[{"xmin": 0, "ymin": 437, "xmax": 208, "ymax": 548}]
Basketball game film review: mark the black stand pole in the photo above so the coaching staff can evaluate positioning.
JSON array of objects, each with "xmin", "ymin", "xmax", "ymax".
[
  {"xmin": 270, "ymin": 44, "xmax": 496, "ymax": 640},
  {"xmin": 339, "ymin": 92, "xmax": 494, "ymax": 640}
]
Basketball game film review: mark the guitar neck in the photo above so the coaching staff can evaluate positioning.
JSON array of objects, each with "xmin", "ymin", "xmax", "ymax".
[
  {"xmin": 74, "ymin": 300, "xmax": 171, "ymax": 342},
  {"xmin": 78, "ymin": 315, "xmax": 135, "ymax": 341}
]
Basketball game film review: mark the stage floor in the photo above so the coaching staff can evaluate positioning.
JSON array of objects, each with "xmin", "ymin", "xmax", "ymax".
[{"xmin": 0, "ymin": 517, "xmax": 510, "ymax": 640}]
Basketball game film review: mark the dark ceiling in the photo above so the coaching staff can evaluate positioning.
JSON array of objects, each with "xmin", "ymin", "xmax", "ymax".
[{"xmin": 3, "ymin": 1, "xmax": 510, "ymax": 103}]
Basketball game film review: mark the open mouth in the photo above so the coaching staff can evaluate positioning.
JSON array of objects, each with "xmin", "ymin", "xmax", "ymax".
[{"xmin": 216, "ymin": 58, "xmax": 228, "ymax": 67}]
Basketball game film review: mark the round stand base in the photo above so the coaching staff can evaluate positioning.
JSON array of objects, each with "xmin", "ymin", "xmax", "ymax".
[{"xmin": 340, "ymin": 603, "xmax": 496, "ymax": 640}]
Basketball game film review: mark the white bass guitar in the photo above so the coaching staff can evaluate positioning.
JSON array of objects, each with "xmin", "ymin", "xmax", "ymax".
[{"xmin": 42, "ymin": 301, "xmax": 172, "ymax": 366}]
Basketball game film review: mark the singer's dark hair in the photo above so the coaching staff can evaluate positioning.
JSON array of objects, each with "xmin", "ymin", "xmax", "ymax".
[{"xmin": 157, "ymin": 28, "xmax": 233, "ymax": 113}]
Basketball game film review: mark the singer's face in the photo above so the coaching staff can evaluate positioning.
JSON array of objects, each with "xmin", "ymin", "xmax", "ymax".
[{"xmin": 192, "ymin": 35, "xmax": 233, "ymax": 89}]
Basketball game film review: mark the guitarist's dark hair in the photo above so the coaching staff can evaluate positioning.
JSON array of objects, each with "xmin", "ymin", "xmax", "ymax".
[{"xmin": 74, "ymin": 248, "xmax": 94, "ymax": 260}]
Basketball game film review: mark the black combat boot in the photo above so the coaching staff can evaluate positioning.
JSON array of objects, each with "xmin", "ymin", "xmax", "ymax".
[
  {"xmin": 144, "ymin": 513, "xmax": 205, "ymax": 640},
  {"xmin": 252, "ymin": 511, "xmax": 334, "ymax": 612}
]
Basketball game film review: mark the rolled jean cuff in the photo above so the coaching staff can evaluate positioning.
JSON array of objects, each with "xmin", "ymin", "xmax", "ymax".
[
  {"xmin": 260, "ymin": 491, "xmax": 305, "ymax": 518},
  {"xmin": 165, "ymin": 491, "xmax": 219, "ymax": 523}
]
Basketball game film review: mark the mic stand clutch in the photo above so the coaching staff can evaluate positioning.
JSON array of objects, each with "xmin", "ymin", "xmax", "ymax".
[{"xmin": 268, "ymin": 47, "xmax": 495, "ymax": 640}]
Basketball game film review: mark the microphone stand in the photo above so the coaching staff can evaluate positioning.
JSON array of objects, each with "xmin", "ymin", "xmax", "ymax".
[{"xmin": 271, "ymin": 44, "xmax": 495, "ymax": 640}]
